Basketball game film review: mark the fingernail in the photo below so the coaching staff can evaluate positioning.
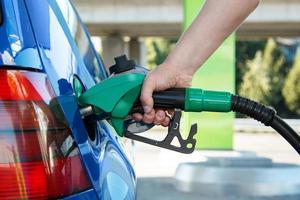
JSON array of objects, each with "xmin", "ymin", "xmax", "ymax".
[{"xmin": 143, "ymin": 106, "xmax": 151, "ymax": 113}]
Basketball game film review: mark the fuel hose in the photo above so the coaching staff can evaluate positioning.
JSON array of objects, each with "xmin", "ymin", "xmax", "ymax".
[{"xmin": 231, "ymin": 95, "xmax": 300, "ymax": 155}]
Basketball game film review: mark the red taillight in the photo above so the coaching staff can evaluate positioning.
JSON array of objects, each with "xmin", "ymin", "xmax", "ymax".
[{"xmin": 0, "ymin": 70, "xmax": 91, "ymax": 199}]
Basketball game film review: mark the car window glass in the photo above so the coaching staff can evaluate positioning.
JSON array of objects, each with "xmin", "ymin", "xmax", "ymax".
[{"xmin": 56, "ymin": 0, "xmax": 105, "ymax": 82}]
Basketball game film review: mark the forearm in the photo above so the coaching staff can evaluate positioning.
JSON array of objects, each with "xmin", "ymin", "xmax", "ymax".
[{"xmin": 164, "ymin": 0, "xmax": 260, "ymax": 75}]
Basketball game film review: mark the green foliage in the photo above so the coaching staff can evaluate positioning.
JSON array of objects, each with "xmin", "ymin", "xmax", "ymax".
[
  {"xmin": 236, "ymin": 39, "xmax": 267, "ymax": 90},
  {"xmin": 145, "ymin": 38, "xmax": 177, "ymax": 70},
  {"xmin": 239, "ymin": 39, "xmax": 285, "ymax": 106},
  {"xmin": 238, "ymin": 38, "xmax": 300, "ymax": 118},
  {"xmin": 283, "ymin": 53, "xmax": 300, "ymax": 115}
]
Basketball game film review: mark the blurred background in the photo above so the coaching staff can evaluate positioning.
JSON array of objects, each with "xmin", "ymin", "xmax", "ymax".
[{"xmin": 72, "ymin": 0, "xmax": 300, "ymax": 199}]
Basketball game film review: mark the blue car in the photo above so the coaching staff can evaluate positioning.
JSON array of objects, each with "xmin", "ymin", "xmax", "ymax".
[{"xmin": 0, "ymin": 0, "xmax": 136, "ymax": 199}]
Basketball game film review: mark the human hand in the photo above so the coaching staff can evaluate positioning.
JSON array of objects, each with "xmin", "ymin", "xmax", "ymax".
[{"xmin": 132, "ymin": 62, "xmax": 193, "ymax": 126}]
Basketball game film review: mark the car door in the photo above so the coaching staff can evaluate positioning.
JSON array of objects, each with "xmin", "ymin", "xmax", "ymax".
[{"xmin": 24, "ymin": 0, "xmax": 136, "ymax": 199}]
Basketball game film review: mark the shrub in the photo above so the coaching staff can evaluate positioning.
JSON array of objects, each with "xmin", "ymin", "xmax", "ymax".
[{"xmin": 283, "ymin": 53, "xmax": 300, "ymax": 115}]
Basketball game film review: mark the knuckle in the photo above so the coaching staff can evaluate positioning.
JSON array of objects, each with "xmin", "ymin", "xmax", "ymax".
[{"xmin": 140, "ymin": 93, "xmax": 148, "ymax": 101}]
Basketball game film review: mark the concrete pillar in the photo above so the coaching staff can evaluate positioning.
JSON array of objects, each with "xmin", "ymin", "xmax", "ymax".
[
  {"xmin": 101, "ymin": 36, "xmax": 128, "ymax": 70},
  {"xmin": 129, "ymin": 37, "xmax": 141, "ymax": 64},
  {"xmin": 129, "ymin": 37, "xmax": 147, "ymax": 67},
  {"xmin": 139, "ymin": 38, "xmax": 147, "ymax": 67}
]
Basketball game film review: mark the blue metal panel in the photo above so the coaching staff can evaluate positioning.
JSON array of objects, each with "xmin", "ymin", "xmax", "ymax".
[
  {"xmin": 0, "ymin": 0, "xmax": 42, "ymax": 69},
  {"xmin": 62, "ymin": 189, "xmax": 97, "ymax": 200},
  {"xmin": 24, "ymin": 0, "xmax": 136, "ymax": 199}
]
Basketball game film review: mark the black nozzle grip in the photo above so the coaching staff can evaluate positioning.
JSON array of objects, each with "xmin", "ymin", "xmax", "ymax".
[{"xmin": 131, "ymin": 88, "xmax": 185, "ymax": 114}]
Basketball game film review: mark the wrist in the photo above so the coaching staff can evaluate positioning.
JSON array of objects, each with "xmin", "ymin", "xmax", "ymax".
[
  {"xmin": 162, "ymin": 58, "xmax": 197, "ymax": 77},
  {"xmin": 157, "ymin": 60, "xmax": 193, "ymax": 88}
]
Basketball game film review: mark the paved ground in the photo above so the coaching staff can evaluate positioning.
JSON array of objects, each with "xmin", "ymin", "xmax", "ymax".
[
  {"xmin": 134, "ymin": 129, "xmax": 300, "ymax": 200},
  {"xmin": 137, "ymin": 177, "xmax": 300, "ymax": 200}
]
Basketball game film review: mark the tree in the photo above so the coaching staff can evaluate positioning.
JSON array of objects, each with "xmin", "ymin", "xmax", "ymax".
[
  {"xmin": 282, "ymin": 53, "xmax": 300, "ymax": 115},
  {"xmin": 145, "ymin": 38, "xmax": 177, "ymax": 70},
  {"xmin": 236, "ymin": 39, "xmax": 266, "ymax": 90},
  {"xmin": 239, "ymin": 39, "xmax": 285, "ymax": 106}
]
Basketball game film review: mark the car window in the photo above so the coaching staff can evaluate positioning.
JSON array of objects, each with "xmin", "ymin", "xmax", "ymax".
[{"xmin": 56, "ymin": 0, "xmax": 106, "ymax": 82}]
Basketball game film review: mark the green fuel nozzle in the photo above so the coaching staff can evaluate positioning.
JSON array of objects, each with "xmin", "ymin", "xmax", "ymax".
[
  {"xmin": 79, "ymin": 73, "xmax": 145, "ymax": 135},
  {"xmin": 77, "ymin": 72, "xmax": 234, "ymax": 153},
  {"xmin": 77, "ymin": 55, "xmax": 300, "ymax": 155},
  {"xmin": 78, "ymin": 73, "xmax": 232, "ymax": 136}
]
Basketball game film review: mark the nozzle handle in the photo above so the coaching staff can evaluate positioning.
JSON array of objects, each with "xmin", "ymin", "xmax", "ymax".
[
  {"xmin": 131, "ymin": 88, "xmax": 185, "ymax": 113},
  {"xmin": 131, "ymin": 88, "xmax": 232, "ymax": 114}
]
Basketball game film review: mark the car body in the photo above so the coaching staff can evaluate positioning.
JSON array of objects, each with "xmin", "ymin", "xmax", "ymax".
[{"xmin": 0, "ymin": 0, "xmax": 136, "ymax": 199}]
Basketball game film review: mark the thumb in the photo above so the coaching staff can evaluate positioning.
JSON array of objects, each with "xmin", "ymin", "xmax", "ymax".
[{"xmin": 140, "ymin": 75, "xmax": 155, "ymax": 114}]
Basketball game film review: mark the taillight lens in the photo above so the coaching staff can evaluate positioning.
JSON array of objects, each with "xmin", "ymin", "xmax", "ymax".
[{"xmin": 0, "ymin": 70, "xmax": 91, "ymax": 199}]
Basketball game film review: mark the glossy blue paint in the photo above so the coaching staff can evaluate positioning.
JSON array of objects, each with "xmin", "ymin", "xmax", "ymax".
[
  {"xmin": 63, "ymin": 189, "xmax": 98, "ymax": 200},
  {"xmin": 0, "ymin": 0, "xmax": 42, "ymax": 69},
  {"xmin": 0, "ymin": 0, "xmax": 136, "ymax": 199}
]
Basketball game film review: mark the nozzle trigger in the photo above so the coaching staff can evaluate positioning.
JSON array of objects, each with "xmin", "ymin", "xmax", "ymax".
[{"xmin": 124, "ymin": 110, "xmax": 197, "ymax": 154}]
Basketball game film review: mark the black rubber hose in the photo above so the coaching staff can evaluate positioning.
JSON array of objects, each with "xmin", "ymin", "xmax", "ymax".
[
  {"xmin": 231, "ymin": 95, "xmax": 300, "ymax": 155},
  {"xmin": 270, "ymin": 115, "xmax": 300, "ymax": 155}
]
